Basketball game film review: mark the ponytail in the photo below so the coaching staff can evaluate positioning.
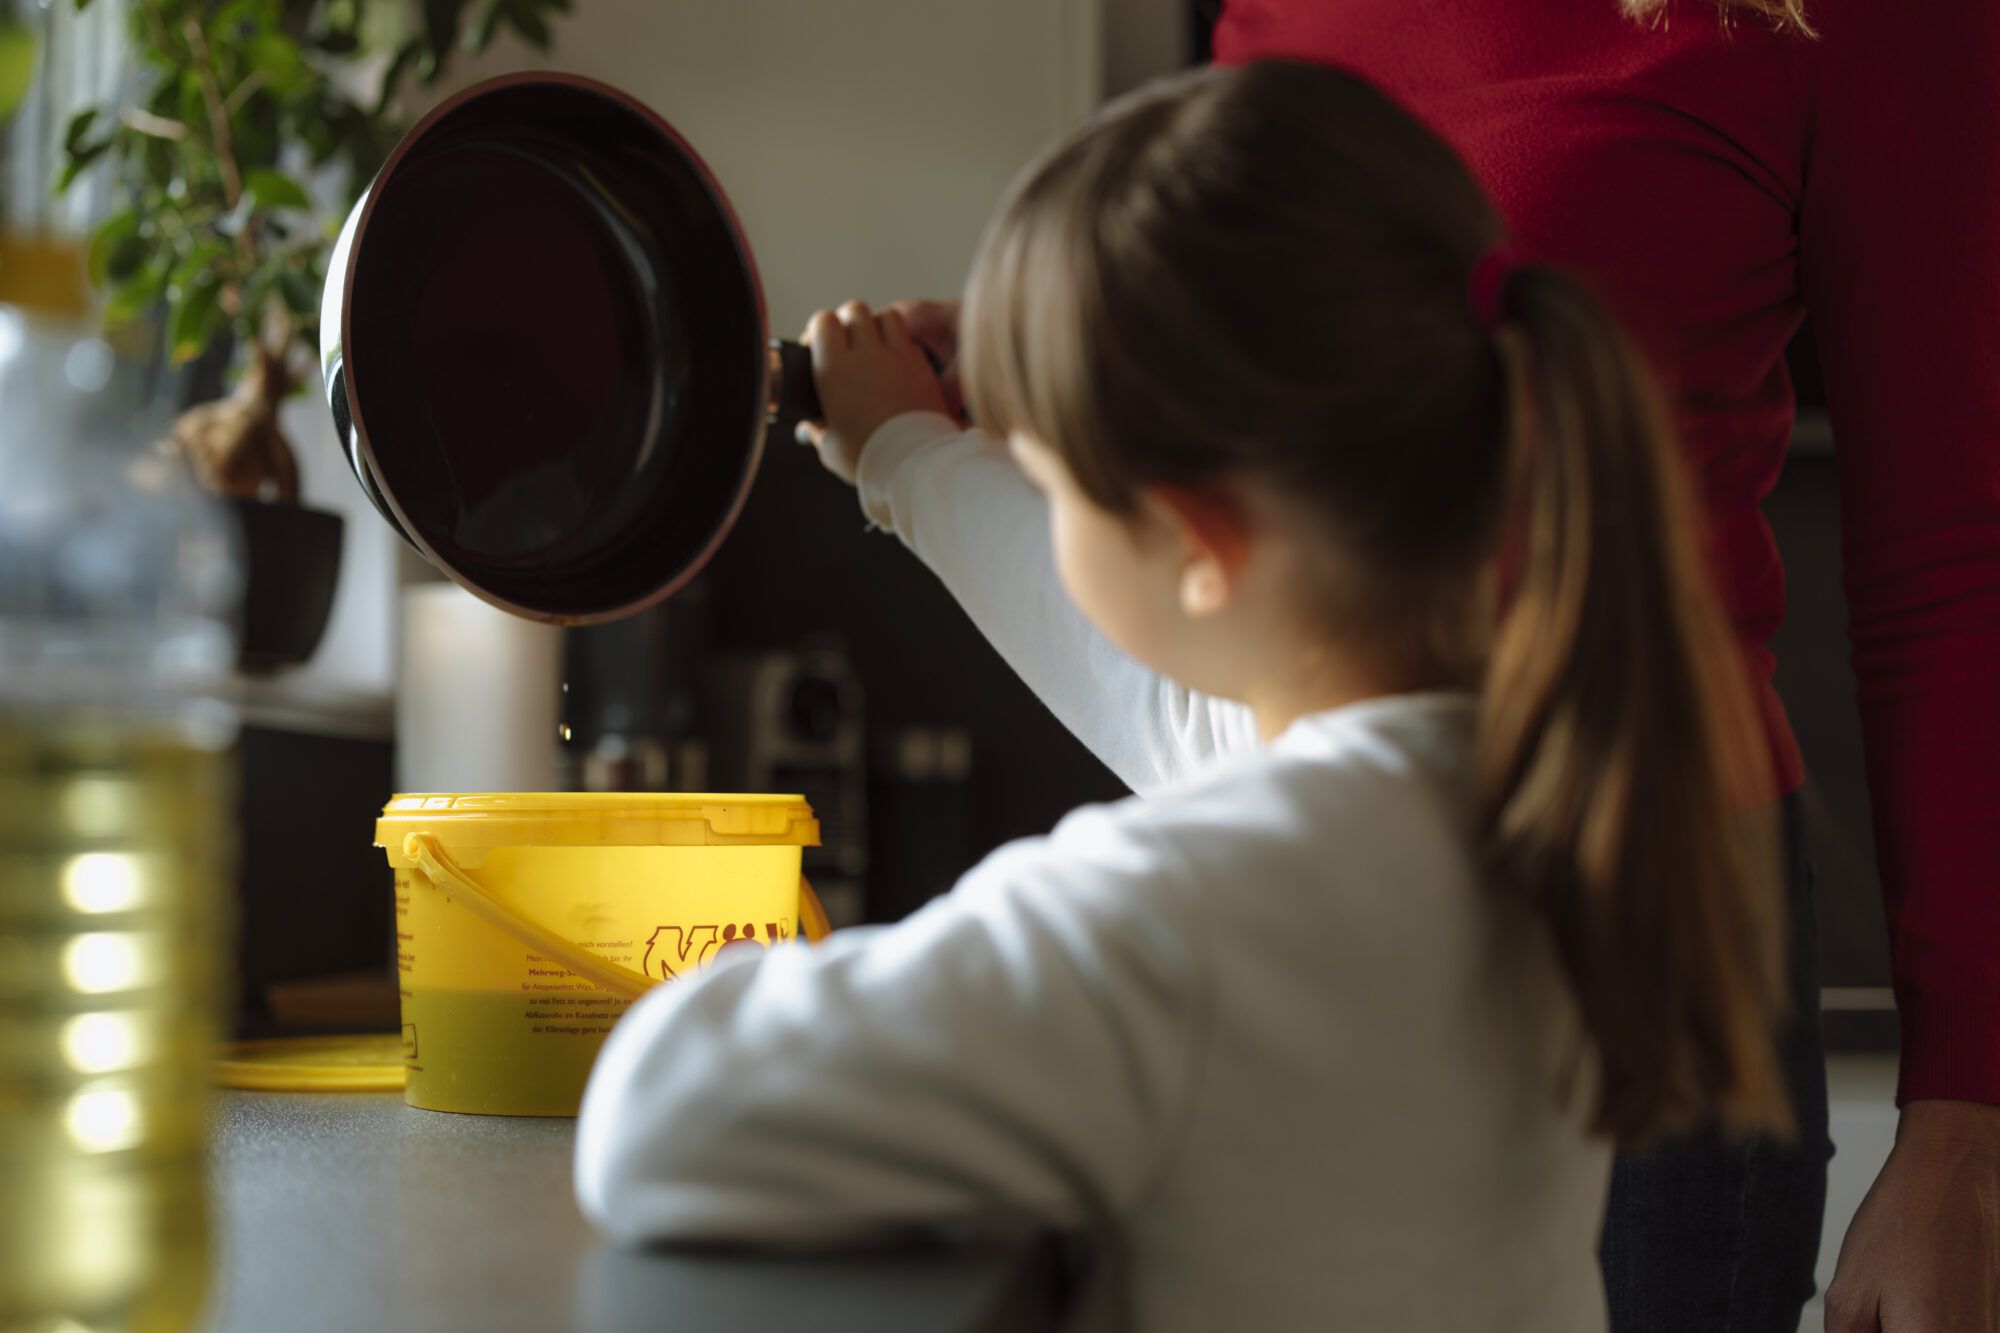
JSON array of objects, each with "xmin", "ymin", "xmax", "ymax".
[{"xmin": 1479, "ymin": 266, "xmax": 1793, "ymax": 1147}]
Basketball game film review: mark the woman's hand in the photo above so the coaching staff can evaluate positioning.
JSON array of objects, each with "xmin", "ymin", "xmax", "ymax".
[
  {"xmin": 796, "ymin": 300, "xmax": 951, "ymax": 486},
  {"xmin": 1826, "ymin": 1098, "xmax": 2000, "ymax": 1332}
]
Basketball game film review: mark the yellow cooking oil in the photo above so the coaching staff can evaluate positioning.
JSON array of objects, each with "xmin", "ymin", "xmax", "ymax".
[
  {"xmin": 0, "ymin": 719, "xmax": 231, "ymax": 1332},
  {"xmin": 395, "ymin": 859, "xmax": 641, "ymax": 1116},
  {"xmin": 400, "ymin": 987, "xmax": 633, "ymax": 1117}
]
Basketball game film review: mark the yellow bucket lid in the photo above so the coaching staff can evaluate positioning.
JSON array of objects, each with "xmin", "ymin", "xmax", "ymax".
[
  {"xmin": 216, "ymin": 1034, "xmax": 406, "ymax": 1092},
  {"xmin": 376, "ymin": 792, "xmax": 820, "ymax": 867}
]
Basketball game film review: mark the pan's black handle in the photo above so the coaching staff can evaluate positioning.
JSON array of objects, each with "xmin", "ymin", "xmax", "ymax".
[
  {"xmin": 767, "ymin": 336, "xmax": 955, "ymax": 434},
  {"xmin": 767, "ymin": 339, "xmax": 821, "ymax": 429}
]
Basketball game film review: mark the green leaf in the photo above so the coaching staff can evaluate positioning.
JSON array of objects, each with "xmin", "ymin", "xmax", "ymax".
[
  {"xmin": 232, "ymin": 100, "xmax": 279, "ymax": 172},
  {"xmin": 467, "ymin": 0, "xmax": 505, "ymax": 54},
  {"xmin": 105, "ymin": 263, "xmax": 168, "ymax": 325},
  {"xmin": 237, "ymin": 265, "xmax": 274, "ymax": 325},
  {"xmin": 0, "ymin": 24, "xmax": 36, "ymax": 122},
  {"xmin": 215, "ymin": 0, "xmax": 272, "ymax": 34},
  {"xmin": 507, "ymin": 2, "xmax": 551, "ymax": 50},
  {"xmin": 276, "ymin": 268, "xmax": 317, "ymax": 317},
  {"xmin": 422, "ymin": 0, "xmax": 462, "ymax": 74},
  {"xmin": 301, "ymin": 123, "xmax": 339, "ymax": 166},
  {"xmin": 301, "ymin": 95, "xmax": 359, "ymax": 166},
  {"xmin": 245, "ymin": 167, "xmax": 309, "ymax": 211},
  {"xmin": 55, "ymin": 140, "xmax": 110, "ymax": 194},
  {"xmin": 171, "ymin": 240, "xmax": 232, "ymax": 293},
  {"xmin": 167, "ymin": 277, "xmax": 223, "ymax": 363},
  {"xmin": 86, "ymin": 209, "xmax": 143, "ymax": 285},
  {"xmin": 63, "ymin": 108, "xmax": 101, "ymax": 153},
  {"xmin": 373, "ymin": 39, "xmax": 423, "ymax": 117},
  {"xmin": 177, "ymin": 73, "xmax": 206, "ymax": 130},
  {"xmin": 106, "ymin": 232, "xmax": 152, "ymax": 284},
  {"xmin": 343, "ymin": 129, "xmax": 387, "ymax": 189},
  {"xmin": 248, "ymin": 32, "xmax": 309, "ymax": 96},
  {"xmin": 143, "ymin": 137, "xmax": 176, "ymax": 188},
  {"xmin": 147, "ymin": 73, "xmax": 185, "ymax": 118}
]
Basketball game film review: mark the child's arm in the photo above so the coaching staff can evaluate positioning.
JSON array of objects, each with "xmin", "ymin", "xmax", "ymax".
[
  {"xmin": 797, "ymin": 300, "xmax": 1258, "ymax": 795},
  {"xmin": 573, "ymin": 806, "xmax": 1206, "ymax": 1243},
  {"xmin": 857, "ymin": 413, "xmax": 1258, "ymax": 793}
]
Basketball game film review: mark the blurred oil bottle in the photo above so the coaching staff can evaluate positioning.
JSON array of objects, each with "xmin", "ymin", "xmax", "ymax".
[{"xmin": 0, "ymin": 17, "xmax": 241, "ymax": 1324}]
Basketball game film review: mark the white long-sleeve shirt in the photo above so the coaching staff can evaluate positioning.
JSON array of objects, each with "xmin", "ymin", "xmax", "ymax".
[
  {"xmin": 849, "ymin": 413, "xmax": 1263, "ymax": 795},
  {"xmin": 574, "ymin": 415, "xmax": 1612, "ymax": 1331}
]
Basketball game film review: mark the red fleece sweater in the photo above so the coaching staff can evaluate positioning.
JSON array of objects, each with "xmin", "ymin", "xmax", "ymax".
[{"xmin": 1215, "ymin": 0, "xmax": 2000, "ymax": 1105}]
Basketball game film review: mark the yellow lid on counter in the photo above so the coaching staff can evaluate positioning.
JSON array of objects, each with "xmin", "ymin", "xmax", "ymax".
[{"xmin": 216, "ymin": 1034, "xmax": 406, "ymax": 1092}]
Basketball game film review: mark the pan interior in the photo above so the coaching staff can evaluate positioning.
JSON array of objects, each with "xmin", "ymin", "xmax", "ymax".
[{"xmin": 348, "ymin": 82, "xmax": 764, "ymax": 619}]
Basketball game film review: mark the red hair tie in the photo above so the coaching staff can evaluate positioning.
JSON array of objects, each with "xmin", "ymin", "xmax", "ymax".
[{"xmin": 1468, "ymin": 245, "xmax": 1521, "ymax": 331}]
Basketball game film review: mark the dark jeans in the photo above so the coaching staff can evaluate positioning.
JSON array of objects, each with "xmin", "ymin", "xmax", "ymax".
[{"xmin": 1599, "ymin": 793, "xmax": 1835, "ymax": 1331}]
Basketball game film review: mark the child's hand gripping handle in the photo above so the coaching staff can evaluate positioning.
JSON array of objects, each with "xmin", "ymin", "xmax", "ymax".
[{"xmin": 768, "ymin": 332, "xmax": 954, "ymax": 434}]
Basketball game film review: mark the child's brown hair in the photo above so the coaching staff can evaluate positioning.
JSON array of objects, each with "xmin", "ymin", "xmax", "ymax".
[{"xmin": 962, "ymin": 60, "xmax": 1792, "ymax": 1147}]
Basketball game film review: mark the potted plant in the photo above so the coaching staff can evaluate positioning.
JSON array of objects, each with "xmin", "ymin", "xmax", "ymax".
[{"xmin": 55, "ymin": 0, "xmax": 570, "ymax": 669}]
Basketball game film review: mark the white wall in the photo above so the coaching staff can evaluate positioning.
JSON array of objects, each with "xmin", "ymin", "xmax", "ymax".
[
  {"xmin": 463, "ymin": 0, "xmax": 1103, "ymax": 335},
  {"xmin": 1103, "ymin": 0, "xmax": 1188, "ymax": 98}
]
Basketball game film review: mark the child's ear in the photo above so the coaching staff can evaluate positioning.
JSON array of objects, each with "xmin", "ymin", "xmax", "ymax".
[{"xmin": 1143, "ymin": 484, "xmax": 1250, "ymax": 619}]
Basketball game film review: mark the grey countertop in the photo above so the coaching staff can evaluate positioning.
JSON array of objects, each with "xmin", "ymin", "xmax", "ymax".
[{"xmin": 203, "ymin": 1092, "xmax": 1065, "ymax": 1333}]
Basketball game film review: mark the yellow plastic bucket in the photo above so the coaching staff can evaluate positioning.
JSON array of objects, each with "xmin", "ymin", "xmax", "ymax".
[{"xmin": 376, "ymin": 792, "xmax": 824, "ymax": 1116}]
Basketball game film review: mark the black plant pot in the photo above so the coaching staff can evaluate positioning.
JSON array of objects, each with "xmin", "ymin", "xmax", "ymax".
[{"xmin": 227, "ymin": 499, "xmax": 344, "ymax": 673}]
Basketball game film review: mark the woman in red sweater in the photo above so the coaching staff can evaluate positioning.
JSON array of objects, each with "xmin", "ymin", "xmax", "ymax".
[{"xmin": 1209, "ymin": 0, "xmax": 1999, "ymax": 1328}]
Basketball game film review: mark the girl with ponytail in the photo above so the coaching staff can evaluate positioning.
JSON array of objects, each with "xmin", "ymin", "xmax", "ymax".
[{"xmin": 578, "ymin": 61, "xmax": 1788, "ymax": 1329}]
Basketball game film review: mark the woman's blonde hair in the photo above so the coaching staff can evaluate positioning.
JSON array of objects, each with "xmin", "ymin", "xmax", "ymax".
[
  {"xmin": 963, "ymin": 61, "xmax": 1794, "ymax": 1148},
  {"xmin": 1623, "ymin": 0, "xmax": 1816, "ymax": 36}
]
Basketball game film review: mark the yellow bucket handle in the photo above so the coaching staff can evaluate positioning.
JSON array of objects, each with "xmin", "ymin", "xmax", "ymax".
[{"xmin": 401, "ymin": 832, "xmax": 831, "ymax": 1003}]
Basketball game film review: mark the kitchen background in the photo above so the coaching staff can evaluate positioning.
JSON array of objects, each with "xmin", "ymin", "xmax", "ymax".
[
  {"xmin": 16, "ymin": 0, "xmax": 1899, "ymax": 1306},
  {"xmin": 249, "ymin": 0, "xmax": 1893, "ymax": 1023}
]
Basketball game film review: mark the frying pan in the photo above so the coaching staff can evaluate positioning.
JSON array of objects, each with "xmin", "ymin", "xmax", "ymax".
[{"xmin": 320, "ymin": 72, "xmax": 821, "ymax": 624}]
